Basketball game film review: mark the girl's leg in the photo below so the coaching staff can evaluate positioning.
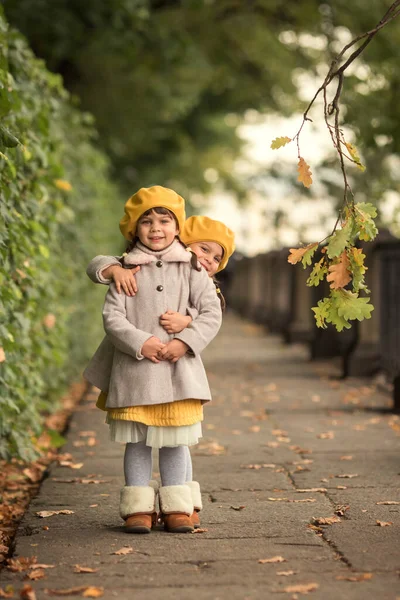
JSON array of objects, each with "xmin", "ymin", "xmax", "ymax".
[
  {"xmin": 184, "ymin": 446, "xmax": 193, "ymax": 482},
  {"xmin": 159, "ymin": 446, "xmax": 187, "ymax": 486},
  {"xmin": 124, "ymin": 441, "xmax": 152, "ymax": 486}
]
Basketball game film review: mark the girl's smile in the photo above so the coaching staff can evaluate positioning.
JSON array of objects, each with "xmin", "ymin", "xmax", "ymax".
[
  {"xmin": 189, "ymin": 241, "xmax": 224, "ymax": 277},
  {"xmin": 137, "ymin": 211, "xmax": 178, "ymax": 250}
]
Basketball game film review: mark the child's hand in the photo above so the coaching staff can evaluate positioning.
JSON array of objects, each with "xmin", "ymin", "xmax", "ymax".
[
  {"xmin": 157, "ymin": 339, "xmax": 189, "ymax": 363},
  {"xmin": 141, "ymin": 336, "xmax": 166, "ymax": 363},
  {"xmin": 102, "ymin": 265, "xmax": 140, "ymax": 296},
  {"xmin": 159, "ymin": 310, "xmax": 192, "ymax": 334}
]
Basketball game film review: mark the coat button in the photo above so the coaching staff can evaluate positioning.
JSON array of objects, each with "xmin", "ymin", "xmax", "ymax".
[
  {"xmin": 156, "ymin": 285, "xmax": 164, "ymax": 292},
  {"xmin": 156, "ymin": 260, "xmax": 163, "ymax": 267}
]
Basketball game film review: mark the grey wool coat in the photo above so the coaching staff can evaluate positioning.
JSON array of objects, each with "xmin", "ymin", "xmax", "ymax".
[{"xmin": 83, "ymin": 240, "xmax": 222, "ymax": 409}]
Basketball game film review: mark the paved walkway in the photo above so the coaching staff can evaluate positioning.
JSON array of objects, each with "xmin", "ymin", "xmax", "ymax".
[{"xmin": 2, "ymin": 313, "xmax": 400, "ymax": 599}]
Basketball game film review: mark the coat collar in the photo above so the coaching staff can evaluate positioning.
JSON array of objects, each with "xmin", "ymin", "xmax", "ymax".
[{"xmin": 123, "ymin": 239, "xmax": 193, "ymax": 266}]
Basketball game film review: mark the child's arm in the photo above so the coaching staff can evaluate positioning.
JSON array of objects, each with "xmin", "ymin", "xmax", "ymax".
[
  {"xmin": 162, "ymin": 269, "xmax": 222, "ymax": 358},
  {"xmin": 103, "ymin": 284, "xmax": 163, "ymax": 361},
  {"xmin": 86, "ymin": 255, "xmax": 139, "ymax": 296}
]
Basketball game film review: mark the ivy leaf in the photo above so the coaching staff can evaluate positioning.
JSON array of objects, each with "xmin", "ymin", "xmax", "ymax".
[
  {"xmin": 297, "ymin": 157, "xmax": 312, "ymax": 188},
  {"xmin": 326, "ymin": 251, "xmax": 352, "ymax": 289},
  {"xmin": 327, "ymin": 221, "xmax": 352, "ymax": 258},
  {"xmin": 271, "ymin": 136, "xmax": 291, "ymax": 149},
  {"xmin": 333, "ymin": 289, "xmax": 374, "ymax": 322},
  {"xmin": 288, "ymin": 243, "xmax": 318, "ymax": 267}
]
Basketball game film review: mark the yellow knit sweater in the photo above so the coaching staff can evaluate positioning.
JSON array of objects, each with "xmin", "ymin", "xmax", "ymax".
[{"xmin": 96, "ymin": 391, "xmax": 203, "ymax": 426}]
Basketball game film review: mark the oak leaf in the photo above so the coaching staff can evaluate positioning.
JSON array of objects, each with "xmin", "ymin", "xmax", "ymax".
[
  {"xmin": 271, "ymin": 136, "xmax": 291, "ymax": 149},
  {"xmin": 297, "ymin": 157, "xmax": 313, "ymax": 187},
  {"xmin": 327, "ymin": 252, "xmax": 352, "ymax": 289},
  {"xmin": 288, "ymin": 243, "xmax": 318, "ymax": 267},
  {"xmin": 345, "ymin": 142, "xmax": 366, "ymax": 171},
  {"xmin": 307, "ymin": 258, "xmax": 328, "ymax": 287}
]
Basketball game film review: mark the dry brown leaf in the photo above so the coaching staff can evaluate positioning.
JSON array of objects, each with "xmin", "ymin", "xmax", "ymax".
[
  {"xmin": 277, "ymin": 570, "xmax": 297, "ymax": 576},
  {"xmin": 327, "ymin": 251, "xmax": 352, "ymax": 289},
  {"xmin": 27, "ymin": 568, "xmax": 45, "ymax": 580},
  {"xmin": 78, "ymin": 431, "xmax": 96, "ymax": 437},
  {"xmin": 29, "ymin": 565, "xmax": 55, "ymax": 569},
  {"xmin": 297, "ymin": 157, "xmax": 313, "ymax": 188},
  {"xmin": 44, "ymin": 586, "xmax": 88, "ymax": 596},
  {"xmin": 340, "ymin": 455, "xmax": 353, "ymax": 461},
  {"xmin": 336, "ymin": 573, "xmax": 373, "ymax": 582},
  {"xmin": 376, "ymin": 520, "xmax": 393, "ymax": 527},
  {"xmin": 317, "ymin": 431, "xmax": 335, "ymax": 439},
  {"xmin": 59, "ymin": 462, "xmax": 84, "ymax": 470},
  {"xmin": 335, "ymin": 505, "xmax": 350, "ymax": 517},
  {"xmin": 296, "ymin": 488, "xmax": 327, "ymax": 493},
  {"xmin": 288, "ymin": 244, "xmax": 317, "ymax": 265},
  {"xmin": 258, "ymin": 556, "xmax": 286, "ymax": 564},
  {"xmin": 82, "ymin": 588, "xmax": 104, "ymax": 598},
  {"xmin": 268, "ymin": 497, "xmax": 288, "ymax": 502},
  {"xmin": 242, "ymin": 464, "xmax": 275, "ymax": 470},
  {"xmin": 249, "ymin": 425, "xmax": 260, "ymax": 433},
  {"xmin": 190, "ymin": 528, "xmax": 208, "ymax": 533},
  {"xmin": 292, "ymin": 499, "xmax": 316, "ymax": 503},
  {"xmin": 7, "ymin": 557, "xmax": 37, "ymax": 572},
  {"xmin": 311, "ymin": 516, "xmax": 341, "ymax": 526},
  {"xmin": 20, "ymin": 584, "xmax": 36, "ymax": 600},
  {"xmin": 35, "ymin": 510, "xmax": 74, "ymax": 518},
  {"xmin": 73, "ymin": 565, "xmax": 98, "ymax": 574},
  {"xmin": 111, "ymin": 547, "xmax": 134, "ymax": 555},
  {"xmin": 0, "ymin": 586, "xmax": 14, "ymax": 598},
  {"xmin": 376, "ymin": 501, "xmax": 400, "ymax": 505},
  {"xmin": 230, "ymin": 505, "xmax": 246, "ymax": 511},
  {"xmin": 283, "ymin": 582, "xmax": 319, "ymax": 594},
  {"xmin": 336, "ymin": 474, "xmax": 358, "ymax": 479}
]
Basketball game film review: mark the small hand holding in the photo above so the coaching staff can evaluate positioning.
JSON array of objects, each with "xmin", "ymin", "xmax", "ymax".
[
  {"xmin": 103, "ymin": 265, "xmax": 140, "ymax": 296},
  {"xmin": 141, "ymin": 336, "xmax": 166, "ymax": 363},
  {"xmin": 159, "ymin": 310, "xmax": 192, "ymax": 334},
  {"xmin": 157, "ymin": 339, "xmax": 189, "ymax": 363}
]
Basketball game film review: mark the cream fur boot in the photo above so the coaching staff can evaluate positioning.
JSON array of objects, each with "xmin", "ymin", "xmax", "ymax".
[
  {"xmin": 186, "ymin": 481, "xmax": 202, "ymax": 528},
  {"xmin": 119, "ymin": 485, "xmax": 157, "ymax": 534},
  {"xmin": 159, "ymin": 484, "xmax": 194, "ymax": 533}
]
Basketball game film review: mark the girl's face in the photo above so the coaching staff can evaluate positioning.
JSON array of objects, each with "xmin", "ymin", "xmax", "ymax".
[
  {"xmin": 137, "ymin": 210, "xmax": 178, "ymax": 250},
  {"xmin": 189, "ymin": 241, "xmax": 224, "ymax": 277}
]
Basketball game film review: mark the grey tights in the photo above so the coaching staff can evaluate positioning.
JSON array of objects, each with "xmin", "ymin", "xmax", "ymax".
[{"xmin": 124, "ymin": 442, "xmax": 193, "ymax": 487}]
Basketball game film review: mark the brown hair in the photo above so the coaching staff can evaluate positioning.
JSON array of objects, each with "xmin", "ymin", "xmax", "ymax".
[{"xmin": 213, "ymin": 278, "xmax": 226, "ymax": 311}]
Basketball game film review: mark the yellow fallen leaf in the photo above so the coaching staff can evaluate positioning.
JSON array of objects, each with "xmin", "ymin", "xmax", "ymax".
[
  {"xmin": 277, "ymin": 570, "xmax": 297, "ymax": 576},
  {"xmin": 296, "ymin": 488, "xmax": 327, "ymax": 493},
  {"xmin": 258, "ymin": 556, "xmax": 286, "ymax": 564},
  {"xmin": 112, "ymin": 546, "xmax": 134, "ymax": 555},
  {"xmin": 28, "ymin": 564, "xmax": 55, "ymax": 570},
  {"xmin": 283, "ymin": 582, "xmax": 319, "ymax": 593},
  {"xmin": 82, "ymin": 587, "xmax": 104, "ymax": 598},
  {"xmin": 73, "ymin": 565, "xmax": 98, "ymax": 573},
  {"xmin": 376, "ymin": 520, "xmax": 393, "ymax": 527},
  {"xmin": 336, "ymin": 573, "xmax": 373, "ymax": 582}
]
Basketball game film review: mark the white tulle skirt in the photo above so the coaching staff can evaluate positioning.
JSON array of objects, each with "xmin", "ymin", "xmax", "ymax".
[{"xmin": 106, "ymin": 414, "xmax": 203, "ymax": 448}]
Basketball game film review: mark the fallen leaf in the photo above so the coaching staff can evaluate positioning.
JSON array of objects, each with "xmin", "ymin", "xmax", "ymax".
[
  {"xmin": 336, "ymin": 573, "xmax": 373, "ymax": 582},
  {"xmin": 0, "ymin": 586, "xmax": 14, "ymax": 598},
  {"xmin": 317, "ymin": 431, "xmax": 335, "ymax": 439},
  {"xmin": 44, "ymin": 586, "xmax": 88, "ymax": 596},
  {"xmin": 29, "ymin": 565, "xmax": 55, "ymax": 569},
  {"xmin": 293, "ymin": 499, "xmax": 316, "ymax": 503},
  {"xmin": 277, "ymin": 570, "xmax": 297, "ymax": 576},
  {"xmin": 73, "ymin": 565, "xmax": 98, "ymax": 574},
  {"xmin": 59, "ymin": 462, "xmax": 84, "ymax": 470},
  {"xmin": 7, "ymin": 557, "xmax": 37, "ymax": 572},
  {"xmin": 27, "ymin": 568, "xmax": 45, "ymax": 580},
  {"xmin": 82, "ymin": 588, "xmax": 103, "ymax": 598},
  {"xmin": 336, "ymin": 486, "xmax": 347, "ymax": 490},
  {"xmin": 340, "ymin": 455, "xmax": 353, "ymax": 461},
  {"xmin": 111, "ymin": 547, "xmax": 134, "ymax": 555},
  {"xmin": 258, "ymin": 556, "xmax": 286, "ymax": 564},
  {"xmin": 242, "ymin": 464, "xmax": 275, "ymax": 470},
  {"xmin": 335, "ymin": 505, "xmax": 350, "ymax": 517},
  {"xmin": 336, "ymin": 474, "xmax": 358, "ymax": 479},
  {"xmin": 296, "ymin": 488, "xmax": 327, "ymax": 493},
  {"xmin": 230, "ymin": 505, "xmax": 246, "ymax": 511},
  {"xmin": 78, "ymin": 431, "xmax": 96, "ymax": 437},
  {"xmin": 35, "ymin": 510, "xmax": 74, "ymax": 518},
  {"xmin": 376, "ymin": 520, "xmax": 393, "ymax": 527},
  {"xmin": 283, "ymin": 582, "xmax": 319, "ymax": 593},
  {"xmin": 249, "ymin": 426, "xmax": 260, "ymax": 433},
  {"xmin": 20, "ymin": 584, "xmax": 36, "ymax": 599},
  {"xmin": 311, "ymin": 516, "xmax": 341, "ymax": 526},
  {"xmin": 190, "ymin": 528, "xmax": 208, "ymax": 533},
  {"xmin": 376, "ymin": 501, "xmax": 400, "ymax": 505},
  {"xmin": 268, "ymin": 498, "xmax": 288, "ymax": 502}
]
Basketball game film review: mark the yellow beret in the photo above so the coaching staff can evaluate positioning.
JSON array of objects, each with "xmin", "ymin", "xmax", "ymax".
[
  {"xmin": 119, "ymin": 185, "xmax": 186, "ymax": 240},
  {"xmin": 181, "ymin": 215, "xmax": 235, "ymax": 272}
]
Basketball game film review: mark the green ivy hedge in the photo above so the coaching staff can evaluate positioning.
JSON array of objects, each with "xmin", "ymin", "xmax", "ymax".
[{"xmin": 0, "ymin": 10, "xmax": 120, "ymax": 460}]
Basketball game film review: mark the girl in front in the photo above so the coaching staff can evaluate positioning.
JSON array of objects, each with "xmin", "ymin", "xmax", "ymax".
[
  {"xmin": 84, "ymin": 186, "xmax": 222, "ymax": 534},
  {"xmin": 86, "ymin": 215, "xmax": 235, "ymax": 528}
]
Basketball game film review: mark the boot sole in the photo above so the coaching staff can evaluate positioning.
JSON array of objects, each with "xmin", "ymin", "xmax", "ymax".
[
  {"xmin": 165, "ymin": 525, "xmax": 194, "ymax": 533},
  {"xmin": 125, "ymin": 526, "xmax": 151, "ymax": 534}
]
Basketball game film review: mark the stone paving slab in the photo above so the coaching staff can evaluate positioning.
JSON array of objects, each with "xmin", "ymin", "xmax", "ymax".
[{"xmin": 1, "ymin": 313, "xmax": 400, "ymax": 599}]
